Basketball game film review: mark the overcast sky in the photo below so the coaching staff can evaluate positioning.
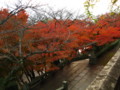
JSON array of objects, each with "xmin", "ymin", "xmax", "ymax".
[{"xmin": 0, "ymin": 0, "xmax": 120, "ymax": 16}]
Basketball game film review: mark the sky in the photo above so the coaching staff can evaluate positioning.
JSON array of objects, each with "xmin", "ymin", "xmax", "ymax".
[{"xmin": 0, "ymin": 0, "xmax": 120, "ymax": 16}]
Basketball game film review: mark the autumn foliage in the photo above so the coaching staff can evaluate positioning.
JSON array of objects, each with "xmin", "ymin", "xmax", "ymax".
[{"xmin": 0, "ymin": 8, "xmax": 120, "ymax": 85}]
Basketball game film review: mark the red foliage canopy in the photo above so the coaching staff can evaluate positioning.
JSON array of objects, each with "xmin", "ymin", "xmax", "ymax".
[{"xmin": 0, "ymin": 9, "xmax": 120, "ymax": 72}]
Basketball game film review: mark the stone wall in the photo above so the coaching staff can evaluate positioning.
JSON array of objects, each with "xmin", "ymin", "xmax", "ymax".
[{"xmin": 86, "ymin": 48, "xmax": 120, "ymax": 90}]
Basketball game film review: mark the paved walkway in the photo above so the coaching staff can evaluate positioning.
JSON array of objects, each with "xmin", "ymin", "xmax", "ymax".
[
  {"xmin": 34, "ymin": 59, "xmax": 103, "ymax": 90},
  {"xmin": 33, "ymin": 44, "xmax": 119, "ymax": 90}
]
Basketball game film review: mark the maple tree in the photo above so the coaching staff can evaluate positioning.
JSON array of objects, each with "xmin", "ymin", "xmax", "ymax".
[
  {"xmin": 0, "ymin": 8, "xmax": 80, "ymax": 88},
  {"xmin": 93, "ymin": 13, "xmax": 120, "ymax": 46},
  {"xmin": 0, "ymin": 4, "xmax": 120, "ymax": 89}
]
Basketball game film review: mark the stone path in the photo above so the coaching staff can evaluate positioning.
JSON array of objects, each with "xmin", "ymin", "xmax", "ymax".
[
  {"xmin": 34, "ymin": 59, "xmax": 104, "ymax": 90},
  {"xmin": 31, "ymin": 43, "xmax": 119, "ymax": 90}
]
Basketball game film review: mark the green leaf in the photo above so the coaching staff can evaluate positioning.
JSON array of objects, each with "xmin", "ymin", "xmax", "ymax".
[{"xmin": 112, "ymin": 0, "xmax": 118, "ymax": 4}]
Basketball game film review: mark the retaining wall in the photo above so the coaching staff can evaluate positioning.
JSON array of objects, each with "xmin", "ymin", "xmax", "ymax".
[{"xmin": 86, "ymin": 48, "xmax": 120, "ymax": 90}]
